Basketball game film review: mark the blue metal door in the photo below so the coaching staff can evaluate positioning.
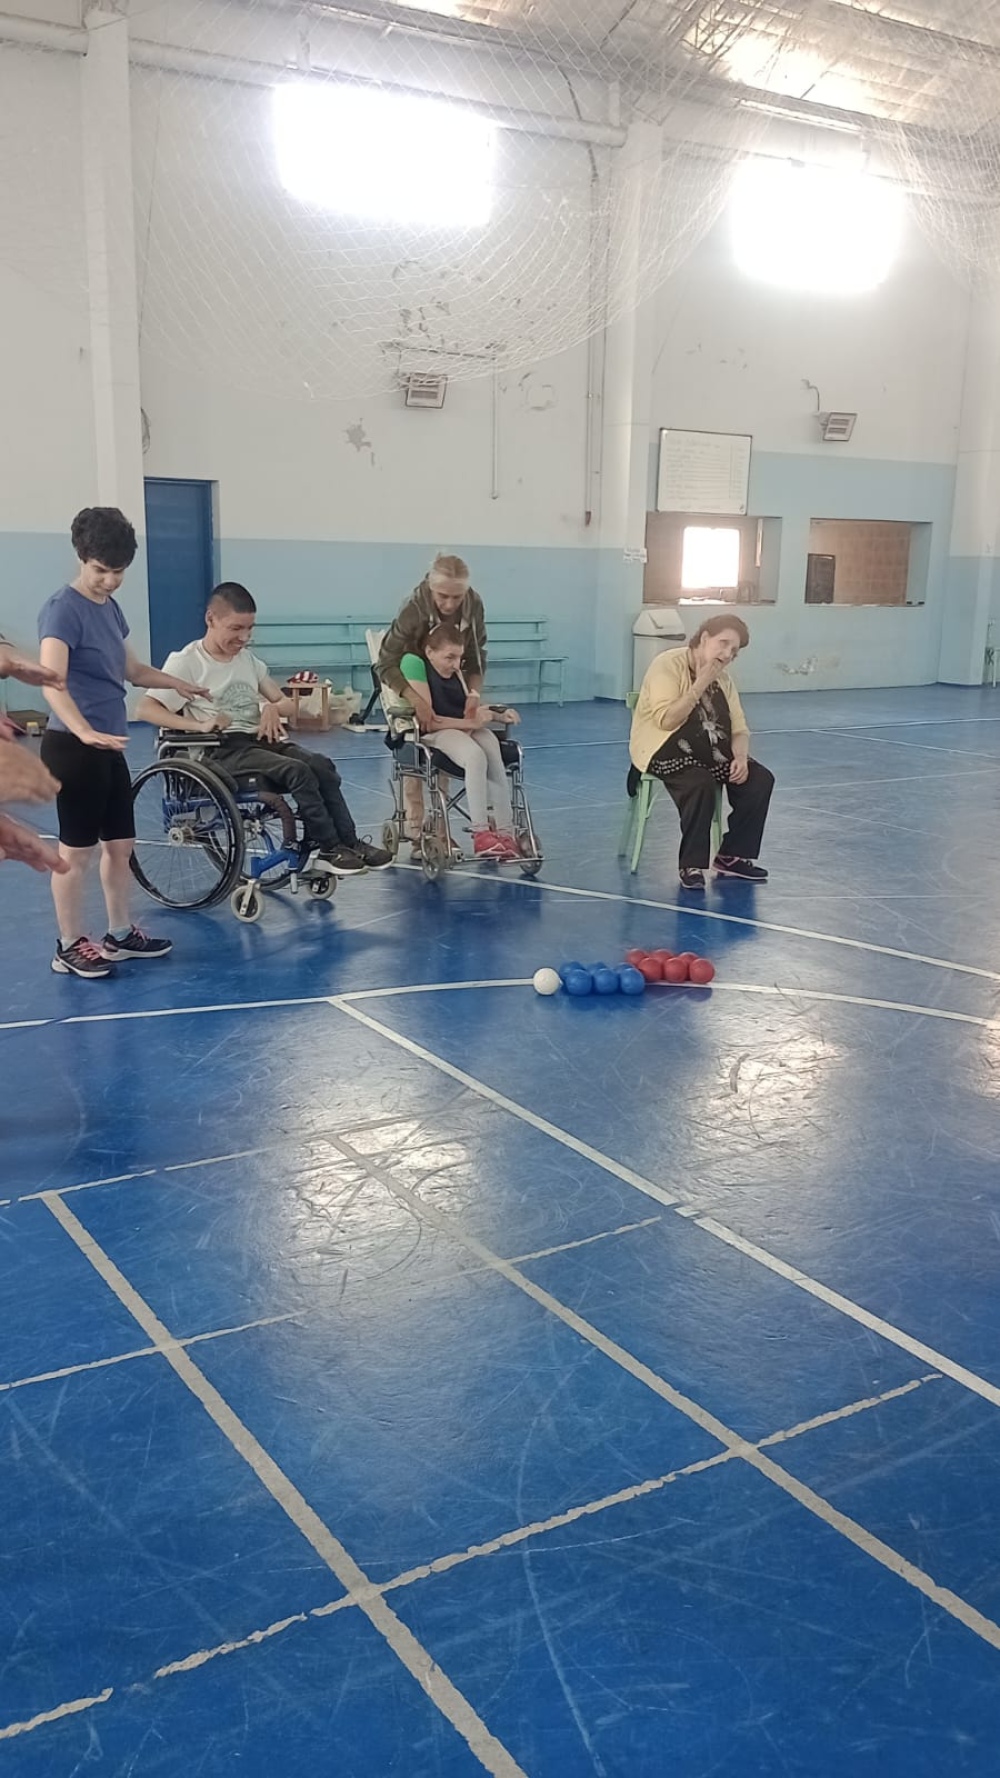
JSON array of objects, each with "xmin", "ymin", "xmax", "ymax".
[{"xmin": 145, "ymin": 478, "xmax": 216, "ymax": 665}]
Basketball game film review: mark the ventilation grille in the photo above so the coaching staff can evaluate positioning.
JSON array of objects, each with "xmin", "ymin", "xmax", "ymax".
[
  {"xmin": 819, "ymin": 411, "xmax": 857, "ymax": 442},
  {"xmin": 402, "ymin": 373, "xmax": 448, "ymax": 409}
]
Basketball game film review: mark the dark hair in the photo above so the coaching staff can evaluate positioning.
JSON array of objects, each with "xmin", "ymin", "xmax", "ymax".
[
  {"xmin": 207, "ymin": 582, "xmax": 257, "ymax": 616},
  {"xmin": 71, "ymin": 507, "xmax": 137, "ymax": 570},
  {"xmin": 688, "ymin": 614, "xmax": 750, "ymax": 651},
  {"xmin": 425, "ymin": 623, "xmax": 464, "ymax": 652}
]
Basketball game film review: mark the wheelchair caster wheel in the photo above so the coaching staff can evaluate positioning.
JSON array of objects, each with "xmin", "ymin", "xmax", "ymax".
[
  {"xmin": 231, "ymin": 884, "xmax": 263, "ymax": 922},
  {"xmin": 381, "ymin": 820, "xmax": 400, "ymax": 859},
  {"xmin": 309, "ymin": 875, "xmax": 336, "ymax": 899},
  {"xmin": 518, "ymin": 831, "xmax": 543, "ymax": 878},
  {"xmin": 421, "ymin": 833, "xmax": 448, "ymax": 881}
]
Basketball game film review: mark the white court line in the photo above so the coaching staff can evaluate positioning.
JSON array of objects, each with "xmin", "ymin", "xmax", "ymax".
[
  {"xmin": 837, "ymin": 732, "xmax": 990, "ymax": 760},
  {"xmin": 0, "ymin": 1369, "xmax": 942, "ymax": 1743},
  {"xmin": 0, "ymin": 1313, "xmax": 298, "ymax": 1396},
  {"xmin": 333, "ymin": 1130, "xmax": 1000, "ymax": 1656},
  {"xmin": 448, "ymin": 872, "xmax": 1000, "ymax": 985},
  {"xmin": 42, "ymin": 1195, "xmax": 526, "ymax": 1778},
  {"xmin": 3, "ymin": 975, "xmax": 992, "ymax": 1208},
  {"xmin": 331, "ymin": 1000, "xmax": 1000, "ymax": 1415}
]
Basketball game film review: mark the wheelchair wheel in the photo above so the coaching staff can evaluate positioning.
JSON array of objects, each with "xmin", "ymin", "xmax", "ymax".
[
  {"xmin": 518, "ymin": 831, "xmax": 543, "ymax": 879},
  {"xmin": 308, "ymin": 875, "xmax": 336, "ymax": 899},
  {"xmin": 381, "ymin": 819, "xmax": 400, "ymax": 859},
  {"xmin": 231, "ymin": 883, "xmax": 263, "ymax": 922},
  {"xmin": 131, "ymin": 759, "xmax": 243, "ymax": 909},
  {"xmin": 240, "ymin": 804, "xmax": 296, "ymax": 892},
  {"xmin": 421, "ymin": 832, "xmax": 448, "ymax": 881}
]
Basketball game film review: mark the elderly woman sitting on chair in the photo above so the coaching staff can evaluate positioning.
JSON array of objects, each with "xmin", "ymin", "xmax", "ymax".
[
  {"xmin": 400, "ymin": 624, "xmax": 520, "ymax": 860},
  {"xmin": 629, "ymin": 614, "xmax": 774, "ymax": 891}
]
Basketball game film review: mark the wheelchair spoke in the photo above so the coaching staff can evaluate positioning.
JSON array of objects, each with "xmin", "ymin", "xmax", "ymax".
[{"xmin": 130, "ymin": 760, "xmax": 244, "ymax": 909}]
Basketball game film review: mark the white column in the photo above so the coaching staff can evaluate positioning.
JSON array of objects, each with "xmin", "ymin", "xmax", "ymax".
[
  {"xmin": 81, "ymin": 5, "xmax": 149, "ymax": 656},
  {"xmin": 940, "ymin": 278, "xmax": 1000, "ymax": 684},
  {"xmin": 592, "ymin": 123, "xmax": 660, "ymax": 700}
]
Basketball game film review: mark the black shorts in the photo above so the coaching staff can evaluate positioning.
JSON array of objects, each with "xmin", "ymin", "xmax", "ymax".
[{"xmin": 40, "ymin": 729, "xmax": 135, "ymax": 849}]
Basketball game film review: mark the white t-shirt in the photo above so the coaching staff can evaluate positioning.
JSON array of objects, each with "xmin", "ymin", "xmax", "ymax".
[{"xmin": 158, "ymin": 641, "xmax": 271, "ymax": 733}]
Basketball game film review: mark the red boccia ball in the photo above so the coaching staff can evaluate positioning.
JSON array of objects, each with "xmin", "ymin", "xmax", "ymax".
[
  {"xmin": 650, "ymin": 949, "xmax": 675, "ymax": 967},
  {"xmin": 636, "ymin": 956, "xmax": 663, "ymax": 982},
  {"xmin": 662, "ymin": 957, "xmax": 689, "ymax": 984},
  {"xmin": 624, "ymin": 948, "xmax": 648, "ymax": 967},
  {"xmin": 688, "ymin": 958, "xmax": 716, "ymax": 985}
]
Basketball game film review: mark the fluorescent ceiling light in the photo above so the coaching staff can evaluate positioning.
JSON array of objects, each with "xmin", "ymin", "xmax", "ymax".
[
  {"xmin": 732, "ymin": 159, "xmax": 903, "ymax": 293},
  {"xmin": 274, "ymin": 82, "xmax": 495, "ymax": 228}
]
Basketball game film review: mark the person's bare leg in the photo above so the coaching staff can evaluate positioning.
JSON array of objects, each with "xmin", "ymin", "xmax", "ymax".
[
  {"xmin": 99, "ymin": 838, "xmax": 134, "ymax": 933},
  {"xmin": 50, "ymin": 844, "xmax": 97, "ymax": 943},
  {"xmin": 403, "ymin": 777, "xmax": 424, "ymax": 841}
]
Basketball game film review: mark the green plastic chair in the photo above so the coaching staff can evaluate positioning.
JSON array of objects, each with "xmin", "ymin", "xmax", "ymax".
[{"xmin": 619, "ymin": 693, "xmax": 724, "ymax": 875}]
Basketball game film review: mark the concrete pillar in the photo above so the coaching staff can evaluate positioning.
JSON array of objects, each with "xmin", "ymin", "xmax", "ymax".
[
  {"xmin": 81, "ymin": 5, "xmax": 149, "ymax": 656},
  {"xmin": 592, "ymin": 123, "xmax": 660, "ymax": 700},
  {"xmin": 939, "ymin": 278, "xmax": 1000, "ymax": 684}
]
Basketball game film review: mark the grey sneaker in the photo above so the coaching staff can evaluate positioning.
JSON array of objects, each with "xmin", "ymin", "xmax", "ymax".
[
  {"xmin": 53, "ymin": 937, "xmax": 115, "ymax": 978},
  {"xmin": 353, "ymin": 838, "xmax": 393, "ymax": 870},
  {"xmin": 101, "ymin": 926, "xmax": 172, "ymax": 961}
]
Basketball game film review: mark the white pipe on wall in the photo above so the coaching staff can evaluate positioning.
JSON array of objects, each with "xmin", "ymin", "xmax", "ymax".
[{"xmin": 0, "ymin": 10, "xmax": 627, "ymax": 147}]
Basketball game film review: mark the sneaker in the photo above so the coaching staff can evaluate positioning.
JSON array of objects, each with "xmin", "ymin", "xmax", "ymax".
[
  {"xmin": 714, "ymin": 855, "xmax": 768, "ymax": 882},
  {"xmin": 53, "ymin": 937, "xmax": 115, "ymax": 979},
  {"xmin": 101, "ymin": 926, "xmax": 173, "ymax": 962},
  {"xmin": 318, "ymin": 845, "xmax": 366, "ymax": 876},
  {"xmin": 353, "ymin": 838, "xmax": 393, "ymax": 871},
  {"xmin": 473, "ymin": 830, "xmax": 510, "ymax": 859},
  {"xmin": 494, "ymin": 832, "xmax": 522, "ymax": 861},
  {"xmin": 678, "ymin": 867, "xmax": 706, "ymax": 891}
]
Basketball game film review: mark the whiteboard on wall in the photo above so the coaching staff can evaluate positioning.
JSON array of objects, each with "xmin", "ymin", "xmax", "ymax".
[{"xmin": 657, "ymin": 429, "xmax": 752, "ymax": 515}]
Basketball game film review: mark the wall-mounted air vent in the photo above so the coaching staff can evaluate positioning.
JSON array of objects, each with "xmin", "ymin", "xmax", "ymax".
[
  {"xmin": 819, "ymin": 411, "xmax": 857, "ymax": 442},
  {"xmin": 402, "ymin": 373, "xmax": 448, "ymax": 409}
]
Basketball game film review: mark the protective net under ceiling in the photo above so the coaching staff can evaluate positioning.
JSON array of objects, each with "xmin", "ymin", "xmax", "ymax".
[{"xmin": 3, "ymin": 0, "xmax": 1000, "ymax": 399}]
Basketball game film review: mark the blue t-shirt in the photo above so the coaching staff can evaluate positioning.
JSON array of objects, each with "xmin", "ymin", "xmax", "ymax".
[{"xmin": 38, "ymin": 585, "xmax": 130, "ymax": 736}]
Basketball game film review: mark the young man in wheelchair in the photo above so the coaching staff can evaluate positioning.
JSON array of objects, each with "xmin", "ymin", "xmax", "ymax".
[{"xmin": 136, "ymin": 583, "xmax": 391, "ymax": 875}]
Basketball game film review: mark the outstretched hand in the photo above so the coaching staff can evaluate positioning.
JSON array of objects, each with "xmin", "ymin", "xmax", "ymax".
[
  {"xmin": 0, "ymin": 813, "xmax": 67, "ymax": 873},
  {"xmin": 257, "ymin": 703, "xmax": 287, "ymax": 744},
  {"xmin": 0, "ymin": 743, "xmax": 60, "ymax": 806}
]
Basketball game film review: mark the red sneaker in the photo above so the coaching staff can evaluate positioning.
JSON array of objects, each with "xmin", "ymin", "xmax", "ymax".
[{"xmin": 473, "ymin": 830, "xmax": 509, "ymax": 858}]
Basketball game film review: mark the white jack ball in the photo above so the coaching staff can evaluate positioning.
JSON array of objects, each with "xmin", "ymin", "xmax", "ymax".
[{"xmin": 532, "ymin": 967, "xmax": 562, "ymax": 996}]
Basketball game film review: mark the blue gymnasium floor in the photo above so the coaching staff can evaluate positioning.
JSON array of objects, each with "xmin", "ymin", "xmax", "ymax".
[{"xmin": 4, "ymin": 686, "xmax": 1000, "ymax": 1776}]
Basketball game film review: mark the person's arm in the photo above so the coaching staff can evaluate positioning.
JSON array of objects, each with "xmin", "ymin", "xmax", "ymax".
[
  {"xmin": 462, "ymin": 600, "xmax": 487, "ymax": 717},
  {"xmin": 727, "ymin": 680, "xmax": 750, "ymax": 783},
  {"xmin": 39, "ymin": 638, "xmax": 127, "ymax": 750},
  {"xmin": 0, "ymin": 641, "xmax": 65, "ymax": 690},
  {"xmin": 646, "ymin": 652, "xmax": 718, "ymax": 736},
  {"xmin": 124, "ymin": 645, "xmax": 206, "ymax": 703},
  {"xmin": 254, "ymin": 673, "xmax": 295, "ymax": 741},
  {"xmin": 134, "ymin": 693, "xmax": 228, "ymax": 733}
]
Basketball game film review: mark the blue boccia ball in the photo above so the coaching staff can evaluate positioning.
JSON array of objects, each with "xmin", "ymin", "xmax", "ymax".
[
  {"xmin": 564, "ymin": 968, "xmax": 593, "ymax": 997},
  {"xmin": 618, "ymin": 965, "xmax": 646, "ymax": 996},
  {"xmin": 558, "ymin": 960, "xmax": 585, "ymax": 984},
  {"xmin": 593, "ymin": 967, "xmax": 620, "ymax": 995}
]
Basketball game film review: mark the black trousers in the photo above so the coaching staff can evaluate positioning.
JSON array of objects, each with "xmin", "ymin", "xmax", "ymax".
[
  {"xmin": 648, "ymin": 756, "xmax": 774, "ymax": 870},
  {"xmin": 215, "ymin": 737, "xmax": 357, "ymax": 852}
]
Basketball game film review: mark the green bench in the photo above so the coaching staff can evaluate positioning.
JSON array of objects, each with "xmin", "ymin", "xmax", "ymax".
[{"xmin": 250, "ymin": 617, "xmax": 565, "ymax": 704}]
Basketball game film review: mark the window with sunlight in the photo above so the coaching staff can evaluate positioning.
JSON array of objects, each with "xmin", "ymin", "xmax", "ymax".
[
  {"xmin": 732, "ymin": 159, "xmax": 903, "ymax": 293},
  {"xmin": 273, "ymin": 82, "xmax": 495, "ymax": 228},
  {"xmin": 681, "ymin": 527, "xmax": 741, "ymax": 591}
]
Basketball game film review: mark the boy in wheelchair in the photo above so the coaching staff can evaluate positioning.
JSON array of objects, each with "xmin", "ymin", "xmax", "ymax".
[
  {"xmin": 136, "ymin": 583, "xmax": 391, "ymax": 875},
  {"xmin": 400, "ymin": 624, "xmax": 521, "ymax": 860}
]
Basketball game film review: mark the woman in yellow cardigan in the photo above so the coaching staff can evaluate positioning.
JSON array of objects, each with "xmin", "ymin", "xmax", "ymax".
[{"xmin": 629, "ymin": 614, "xmax": 774, "ymax": 891}]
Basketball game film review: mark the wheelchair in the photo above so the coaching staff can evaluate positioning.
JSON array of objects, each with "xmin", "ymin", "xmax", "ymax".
[
  {"xmin": 129, "ymin": 731, "xmax": 339, "ymax": 923},
  {"xmin": 378, "ymin": 707, "xmax": 543, "ymax": 882}
]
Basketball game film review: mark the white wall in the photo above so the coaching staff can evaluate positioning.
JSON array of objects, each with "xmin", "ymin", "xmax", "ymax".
[{"xmin": 0, "ymin": 40, "xmax": 95, "ymax": 657}]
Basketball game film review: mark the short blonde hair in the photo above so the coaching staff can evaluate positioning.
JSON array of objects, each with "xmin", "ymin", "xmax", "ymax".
[{"xmin": 429, "ymin": 553, "xmax": 470, "ymax": 585}]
